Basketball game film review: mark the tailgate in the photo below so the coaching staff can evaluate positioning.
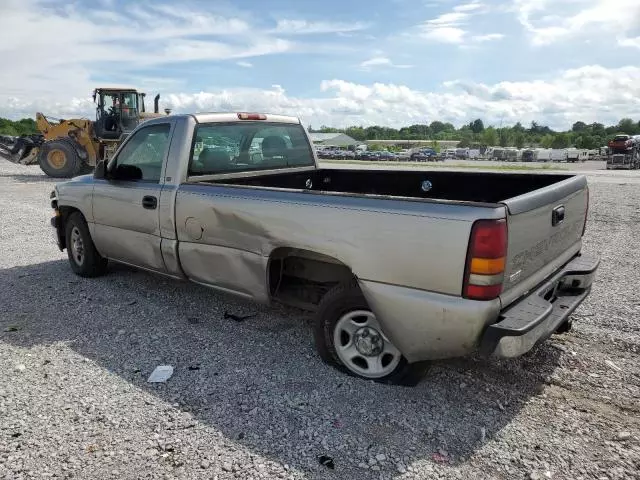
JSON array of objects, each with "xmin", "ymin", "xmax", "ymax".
[{"xmin": 500, "ymin": 175, "xmax": 588, "ymax": 308}]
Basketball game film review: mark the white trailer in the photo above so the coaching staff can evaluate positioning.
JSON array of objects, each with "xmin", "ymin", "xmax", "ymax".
[
  {"xmin": 534, "ymin": 148, "xmax": 552, "ymax": 162},
  {"xmin": 550, "ymin": 149, "xmax": 567, "ymax": 162},
  {"xmin": 468, "ymin": 149, "xmax": 480, "ymax": 159},
  {"xmin": 566, "ymin": 148, "xmax": 588, "ymax": 163}
]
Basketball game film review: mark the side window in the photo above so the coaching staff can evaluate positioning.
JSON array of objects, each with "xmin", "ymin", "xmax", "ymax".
[{"xmin": 115, "ymin": 123, "xmax": 171, "ymax": 182}]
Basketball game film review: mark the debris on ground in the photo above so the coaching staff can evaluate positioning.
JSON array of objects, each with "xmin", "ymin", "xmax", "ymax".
[
  {"xmin": 223, "ymin": 311, "xmax": 256, "ymax": 322},
  {"xmin": 147, "ymin": 365, "xmax": 174, "ymax": 383},
  {"xmin": 604, "ymin": 359, "xmax": 622, "ymax": 372},
  {"xmin": 318, "ymin": 455, "xmax": 335, "ymax": 470}
]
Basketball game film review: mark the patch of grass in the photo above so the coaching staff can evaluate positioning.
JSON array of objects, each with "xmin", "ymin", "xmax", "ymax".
[{"xmin": 321, "ymin": 160, "xmax": 568, "ymax": 171}]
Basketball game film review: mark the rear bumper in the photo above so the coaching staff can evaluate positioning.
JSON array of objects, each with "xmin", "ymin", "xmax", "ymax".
[
  {"xmin": 359, "ymin": 252, "xmax": 599, "ymax": 363},
  {"xmin": 480, "ymin": 253, "xmax": 600, "ymax": 358}
]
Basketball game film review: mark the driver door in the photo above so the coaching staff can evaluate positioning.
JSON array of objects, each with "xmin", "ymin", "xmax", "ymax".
[{"xmin": 91, "ymin": 122, "xmax": 172, "ymax": 272}]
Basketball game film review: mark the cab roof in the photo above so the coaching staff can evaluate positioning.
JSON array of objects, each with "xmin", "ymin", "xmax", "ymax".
[{"xmin": 193, "ymin": 112, "xmax": 301, "ymax": 124}]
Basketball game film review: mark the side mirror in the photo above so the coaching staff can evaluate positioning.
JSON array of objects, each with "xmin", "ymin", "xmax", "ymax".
[
  {"xmin": 93, "ymin": 160, "xmax": 107, "ymax": 179},
  {"xmin": 113, "ymin": 164, "xmax": 143, "ymax": 181}
]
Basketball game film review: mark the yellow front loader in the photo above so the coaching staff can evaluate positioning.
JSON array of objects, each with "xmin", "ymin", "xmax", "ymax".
[{"xmin": 10, "ymin": 87, "xmax": 170, "ymax": 178}]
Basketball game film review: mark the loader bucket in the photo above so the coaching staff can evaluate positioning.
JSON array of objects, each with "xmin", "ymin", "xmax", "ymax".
[{"xmin": 0, "ymin": 135, "xmax": 44, "ymax": 165}]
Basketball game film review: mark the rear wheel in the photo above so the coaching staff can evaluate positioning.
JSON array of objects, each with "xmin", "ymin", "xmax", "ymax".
[
  {"xmin": 39, "ymin": 140, "xmax": 82, "ymax": 178},
  {"xmin": 314, "ymin": 281, "xmax": 429, "ymax": 385},
  {"xmin": 64, "ymin": 212, "xmax": 108, "ymax": 278}
]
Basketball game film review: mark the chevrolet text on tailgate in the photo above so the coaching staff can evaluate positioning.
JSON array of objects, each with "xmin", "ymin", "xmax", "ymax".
[{"xmin": 50, "ymin": 112, "xmax": 599, "ymax": 385}]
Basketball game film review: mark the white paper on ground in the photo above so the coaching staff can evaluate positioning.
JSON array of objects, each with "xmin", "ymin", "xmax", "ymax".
[{"xmin": 147, "ymin": 365, "xmax": 174, "ymax": 383}]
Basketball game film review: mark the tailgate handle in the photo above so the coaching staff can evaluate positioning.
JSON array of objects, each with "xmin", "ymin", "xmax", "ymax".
[{"xmin": 552, "ymin": 205, "xmax": 565, "ymax": 226}]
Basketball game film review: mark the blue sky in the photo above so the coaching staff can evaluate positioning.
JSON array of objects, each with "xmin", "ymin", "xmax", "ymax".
[{"xmin": 1, "ymin": 0, "xmax": 640, "ymax": 128}]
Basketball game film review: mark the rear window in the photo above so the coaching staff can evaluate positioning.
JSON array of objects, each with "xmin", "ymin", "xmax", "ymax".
[{"xmin": 189, "ymin": 122, "xmax": 315, "ymax": 175}]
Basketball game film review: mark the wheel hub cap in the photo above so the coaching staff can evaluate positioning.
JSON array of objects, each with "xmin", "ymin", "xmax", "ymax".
[
  {"xmin": 48, "ymin": 150, "xmax": 66, "ymax": 169},
  {"xmin": 70, "ymin": 227, "xmax": 84, "ymax": 265},
  {"xmin": 354, "ymin": 327, "xmax": 383, "ymax": 356}
]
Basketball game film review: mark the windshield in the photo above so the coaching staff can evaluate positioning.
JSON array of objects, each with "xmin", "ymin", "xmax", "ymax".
[{"xmin": 189, "ymin": 122, "xmax": 315, "ymax": 175}]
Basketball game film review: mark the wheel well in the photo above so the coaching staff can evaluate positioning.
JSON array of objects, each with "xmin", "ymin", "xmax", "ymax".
[
  {"xmin": 56, "ymin": 206, "xmax": 83, "ymax": 250},
  {"xmin": 267, "ymin": 248, "xmax": 355, "ymax": 310}
]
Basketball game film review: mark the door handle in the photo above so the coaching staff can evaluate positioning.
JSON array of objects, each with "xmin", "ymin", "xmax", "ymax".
[{"xmin": 142, "ymin": 195, "xmax": 158, "ymax": 210}]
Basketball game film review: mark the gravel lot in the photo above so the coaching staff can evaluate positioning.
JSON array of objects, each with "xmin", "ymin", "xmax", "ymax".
[{"xmin": 1, "ymin": 159, "xmax": 638, "ymax": 480}]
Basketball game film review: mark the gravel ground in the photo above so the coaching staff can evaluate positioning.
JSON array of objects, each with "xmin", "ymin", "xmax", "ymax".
[{"xmin": 0, "ymin": 159, "xmax": 639, "ymax": 480}]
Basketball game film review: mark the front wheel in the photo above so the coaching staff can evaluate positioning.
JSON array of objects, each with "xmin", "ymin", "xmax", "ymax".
[
  {"xmin": 39, "ymin": 140, "xmax": 82, "ymax": 178},
  {"xmin": 64, "ymin": 212, "xmax": 108, "ymax": 277},
  {"xmin": 314, "ymin": 281, "xmax": 429, "ymax": 385}
]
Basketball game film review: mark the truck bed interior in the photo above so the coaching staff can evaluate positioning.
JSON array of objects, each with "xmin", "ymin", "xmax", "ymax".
[{"xmin": 207, "ymin": 169, "xmax": 572, "ymax": 204}]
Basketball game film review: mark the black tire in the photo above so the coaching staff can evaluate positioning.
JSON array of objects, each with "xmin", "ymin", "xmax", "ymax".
[
  {"xmin": 38, "ymin": 140, "xmax": 82, "ymax": 178},
  {"xmin": 64, "ymin": 212, "xmax": 108, "ymax": 278},
  {"xmin": 313, "ymin": 280, "xmax": 429, "ymax": 386}
]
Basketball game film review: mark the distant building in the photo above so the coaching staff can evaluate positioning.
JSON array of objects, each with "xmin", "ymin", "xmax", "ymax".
[
  {"xmin": 364, "ymin": 139, "xmax": 460, "ymax": 149},
  {"xmin": 308, "ymin": 133, "xmax": 358, "ymax": 147}
]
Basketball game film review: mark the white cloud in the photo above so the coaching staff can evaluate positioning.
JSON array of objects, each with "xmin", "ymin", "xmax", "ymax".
[
  {"xmin": 0, "ymin": 0, "xmax": 353, "ymax": 111},
  {"xmin": 454, "ymin": 2, "xmax": 485, "ymax": 13},
  {"xmin": 5, "ymin": 65, "xmax": 640, "ymax": 131},
  {"xmin": 236, "ymin": 61, "xmax": 253, "ymax": 68},
  {"xmin": 271, "ymin": 19, "xmax": 369, "ymax": 35},
  {"xmin": 513, "ymin": 0, "xmax": 640, "ymax": 47},
  {"xmin": 359, "ymin": 57, "xmax": 414, "ymax": 69},
  {"xmin": 619, "ymin": 36, "xmax": 640, "ymax": 49},
  {"xmin": 417, "ymin": 2, "xmax": 498, "ymax": 45},
  {"xmin": 471, "ymin": 33, "xmax": 505, "ymax": 42},
  {"xmin": 421, "ymin": 26, "xmax": 467, "ymax": 43},
  {"xmin": 427, "ymin": 12, "xmax": 469, "ymax": 26}
]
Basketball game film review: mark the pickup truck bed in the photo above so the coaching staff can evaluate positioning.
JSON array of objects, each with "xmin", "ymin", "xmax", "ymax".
[
  {"xmin": 214, "ymin": 168, "xmax": 569, "ymax": 204},
  {"xmin": 50, "ymin": 112, "xmax": 599, "ymax": 385}
]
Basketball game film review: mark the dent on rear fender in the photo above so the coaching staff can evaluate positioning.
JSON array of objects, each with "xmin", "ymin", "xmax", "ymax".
[
  {"xmin": 178, "ymin": 242, "xmax": 269, "ymax": 302},
  {"xmin": 358, "ymin": 279, "xmax": 501, "ymax": 362}
]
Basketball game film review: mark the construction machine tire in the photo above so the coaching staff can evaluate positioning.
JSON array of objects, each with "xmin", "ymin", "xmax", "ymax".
[{"xmin": 38, "ymin": 140, "xmax": 82, "ymax": 178}]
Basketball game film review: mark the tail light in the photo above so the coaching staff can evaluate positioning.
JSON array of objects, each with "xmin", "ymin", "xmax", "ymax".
[
  {"xmin": 582, "ymin": 186, "xmax": 589, "ymax": 236},
  {"xmin": 463, "ymin": 219, "xmax": 508, "ymax": 301}
]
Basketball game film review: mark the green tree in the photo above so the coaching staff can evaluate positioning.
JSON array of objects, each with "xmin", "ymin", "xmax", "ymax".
[
  {"xmin": 551, "ymin": 133, "xmax": 570, "ymax": 149},
  {"xmin": 481, "ymin": 127, "xmax": 498, "ymax": 146},
  {"xmin": 470, "ymin": 119, "xmax": 484, "ymax": 134},
  {"xmin": 498, "ymin": 128, "xmax": 512, "ymax": 147},
  {"xmin": 572, "ymin": 121, "xmax": 587, "ymax": 132},
  {"xmin": 617, "ymin": 118, "xmax": 637, "ymax": 135},
  {"xmin": 540, "ymin": 134, "xmax": 555, "ymax": 148},
  {"xmin": 458, "ymin": 135, "xmax": 473, "ymax": 148},
  {"xmin": 514, "ymin": 132, "xmax": 525, "ymax": 149}
]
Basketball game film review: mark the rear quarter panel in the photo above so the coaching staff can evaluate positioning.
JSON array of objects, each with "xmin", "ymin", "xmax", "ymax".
[{"xmin": 174, "ymin": 184, "xmax": 504, "ymax": 301}]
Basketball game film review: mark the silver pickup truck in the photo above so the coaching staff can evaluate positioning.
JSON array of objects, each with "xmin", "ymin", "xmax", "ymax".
[{"xmin": 50, "ymin": 112, "xmax": 599, "ymax": 385}]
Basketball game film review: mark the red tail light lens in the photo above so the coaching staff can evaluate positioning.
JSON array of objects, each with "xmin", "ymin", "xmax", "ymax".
[
  {"xmin": 468, "ymin": 219, "xmax": 507, "ymax": 258},
  {"xmin": 463, "ymin": 219, "xmax": 508, "ymax": 301}
]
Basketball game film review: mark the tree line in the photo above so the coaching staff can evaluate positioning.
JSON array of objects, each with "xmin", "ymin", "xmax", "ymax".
[
  {"xmin": 3, "ymin": 115, "xmax": 640, "ymax": 150},
  {"xmin": 0, "ymin": 117, "xmax": 38, "ymax": 136},
  {"xmin": 310, "ymin": 118, "xmax": 640, "ymax": 150}
]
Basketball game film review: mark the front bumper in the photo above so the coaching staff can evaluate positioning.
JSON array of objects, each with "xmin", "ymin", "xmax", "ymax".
[
  {"xmin": 51, "ymin": 215, "xmax": 64, "ymax": 250},
  {"xmin": 480, "ymin": 253, "xmax": 600, "ymax": 358}
]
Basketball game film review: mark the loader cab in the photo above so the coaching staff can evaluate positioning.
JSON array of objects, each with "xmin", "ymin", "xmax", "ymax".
[{"xmin": 93, "ymin": 88, "xmax": 141, "ymax": 140}]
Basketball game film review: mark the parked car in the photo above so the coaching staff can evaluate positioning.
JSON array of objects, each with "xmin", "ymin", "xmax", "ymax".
[
  {"xmin": 50, "ymin": 112, "xmax": 599, "ymax": 385},
  {"xmin": 410, "ymin": 149, "xmax": 437, "ymax": 162}
]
